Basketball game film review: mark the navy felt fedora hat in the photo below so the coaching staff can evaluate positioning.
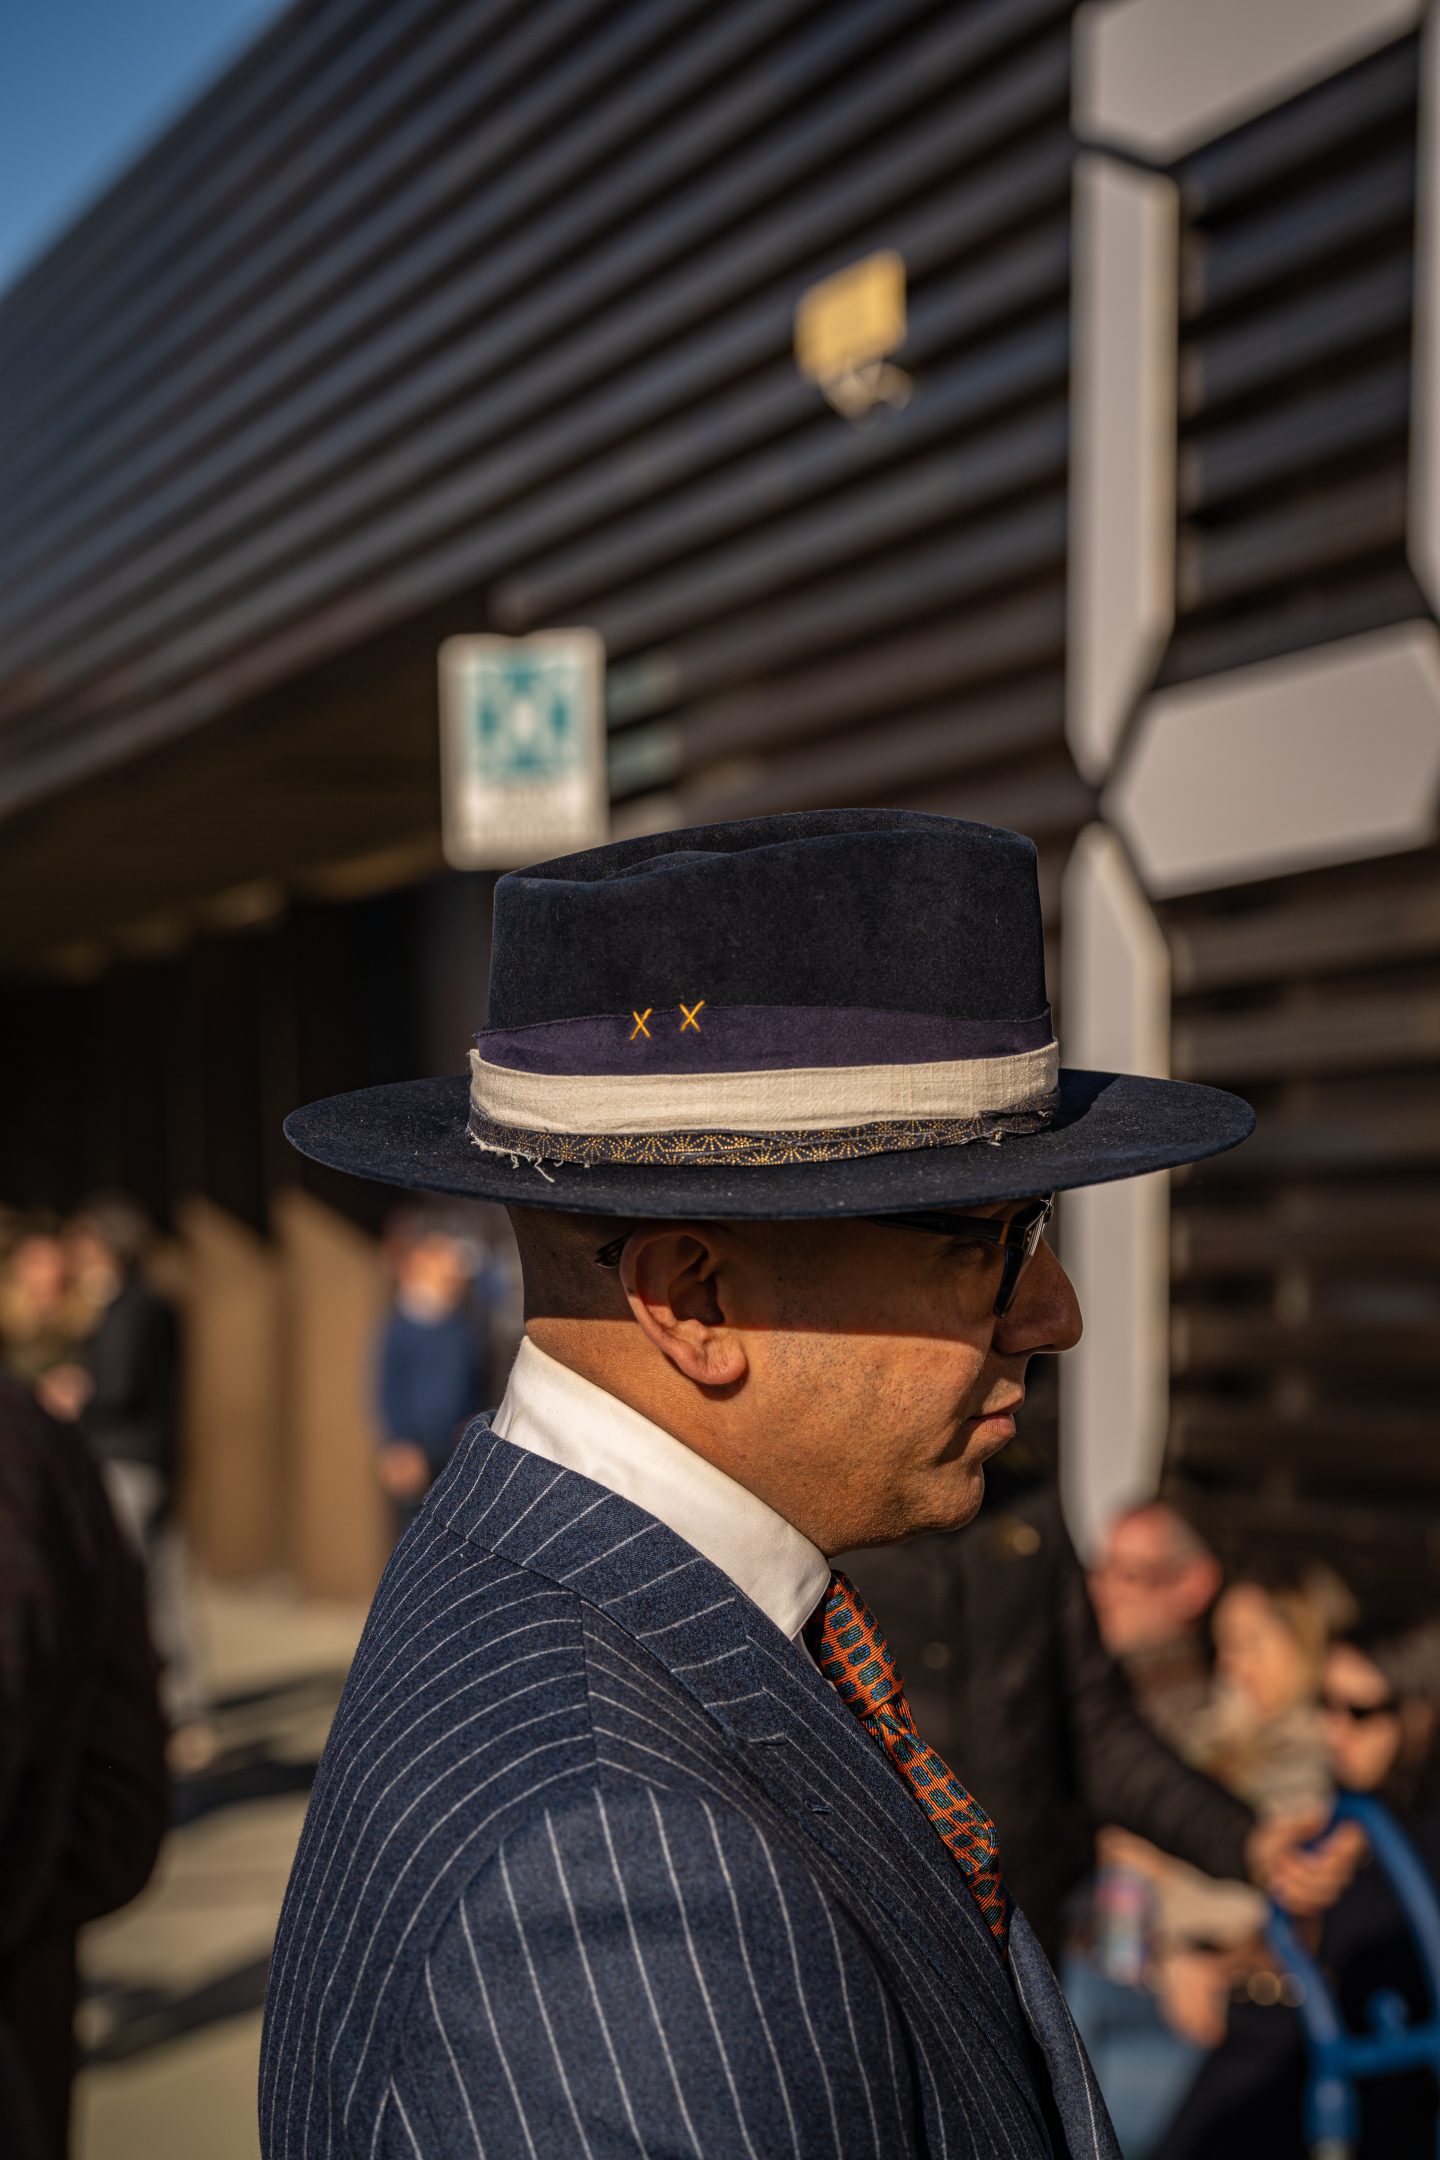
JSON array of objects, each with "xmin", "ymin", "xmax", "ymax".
[{"xmin": 285, "ymin": 809, "xmax": 1253, "ymax": 1216}]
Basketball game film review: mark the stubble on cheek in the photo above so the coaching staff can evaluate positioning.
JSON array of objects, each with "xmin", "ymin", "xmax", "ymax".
[{"xmin": 755, "ymin": 1238, "xmax": 998, "ymax": 1540}]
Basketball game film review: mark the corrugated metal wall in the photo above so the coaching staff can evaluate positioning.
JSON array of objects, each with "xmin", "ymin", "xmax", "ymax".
[
  {"xmin": 1158, "ymin": 40, "xmax": 1440, "ymax": 1602},
  {"xmin": 0, "ymin": 0, "xmax": 1080, "ymax": 874},
  {"xmin": 0, "ymin": 0, "xmax": 1436, "ymax": 1585},
  {"xmin": 1164, "ymin": 35, "xmax": 1424, "ymax": 685}
]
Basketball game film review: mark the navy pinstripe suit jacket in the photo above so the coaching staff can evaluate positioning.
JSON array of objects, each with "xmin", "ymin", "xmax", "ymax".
[{"xmin": 261, "ymin": 1421, "xmax": 1119, "ymax": 2160}]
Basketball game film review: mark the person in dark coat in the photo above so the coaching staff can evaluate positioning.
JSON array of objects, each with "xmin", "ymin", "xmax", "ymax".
[
  {"xmin": 0, "ymin": 1374, "xmax": 167, "ymax": 2160},
  {"xmin": 59, "ymin": 1198, "xmax": 179, "ymax": 1492},
  {"xmin": 843, "ymin": 1451, "xmax": 1331, "ymax": 1957},
  {"xmin": 42, "ymin": 1197, "xmax": 210, "ymax": 1757}
]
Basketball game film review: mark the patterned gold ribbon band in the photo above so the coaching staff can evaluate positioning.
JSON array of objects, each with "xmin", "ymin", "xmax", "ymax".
[{"xmin": 467, "ymin": 1097, "xmax": 1058, "ymax": 1169}]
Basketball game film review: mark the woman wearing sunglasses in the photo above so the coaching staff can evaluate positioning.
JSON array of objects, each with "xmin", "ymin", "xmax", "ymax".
[
  {"xmin": 1154, "ymin": 1616, "xmax": 1440, "ymax": 2160},
  {"xmin": 1323, "ymin": 1622, "xmax": 1440, "ymax": 1814}
]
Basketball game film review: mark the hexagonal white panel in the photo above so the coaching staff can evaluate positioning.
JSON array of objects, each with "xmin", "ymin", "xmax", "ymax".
[
  {"xmin": 1076, "ymin": 0, "xmax": 1422, "ymax": 161},
  {"xmin": 1060, "ymin": 825, "xmax": 1173, "ymax": 1558},
  {"xmin": 1067, "ymin": 153, "xmax": 1178, "ymax": 786},
  {"xmin": 1104, "ymin": 621, "xmax": 1440, "ymax": 896},
  {"xmin": 1410, "ymin": 10, "xmax": 1440, "ymax": 613}
]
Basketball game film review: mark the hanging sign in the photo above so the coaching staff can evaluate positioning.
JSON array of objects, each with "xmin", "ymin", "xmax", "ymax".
[
  {"xmin": 439, "ymin": 628, "xmax": 608, "ymax": 869},
  {"xmin": 795, "ymin": 249, "xmax": 912, "ymax": 418}
]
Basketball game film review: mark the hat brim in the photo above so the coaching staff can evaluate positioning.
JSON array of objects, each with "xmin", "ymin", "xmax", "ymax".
[{"xmin": 283, "ymin": 1068, "xmax": 1252, "ymax": 1217}]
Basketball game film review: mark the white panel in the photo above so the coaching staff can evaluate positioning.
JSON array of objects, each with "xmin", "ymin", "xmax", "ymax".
[
  {"xmin": 1059, "ymin": 825, "xmax": 1172, "ymax": 1560},
  {"xmin": 1106, "ymin": 621, "xmax": 1440, "ymax": 896},
  {"xmin": 1067, "ymin": 154, "xmax": 1178, "ymax": 785},
  {"xmin": 1411, "ymin": 7, "xmax": 1440, "ymax": 609},
  {"xmin": 1076, "ymin": 0, "xmax": 1422, "ymax": 161}
]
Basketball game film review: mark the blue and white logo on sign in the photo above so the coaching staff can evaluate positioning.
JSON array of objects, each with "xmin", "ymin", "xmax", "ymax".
[
  {"xmin": 439, "ymin": 630, "xmax": 607, "ymax": 868},
  {"xmin": 472, "ymin": 652, "xmax": 585, "ymax": 782}
]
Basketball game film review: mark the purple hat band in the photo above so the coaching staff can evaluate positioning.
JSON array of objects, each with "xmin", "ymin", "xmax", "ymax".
[{"xmin": 476, "ymin": 1004, "xmax": 1055, "ymax": 1077}]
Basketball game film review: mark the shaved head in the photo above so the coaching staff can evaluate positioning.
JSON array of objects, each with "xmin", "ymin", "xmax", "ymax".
[
  {"xmin": 506, "ymin": 1207, "xmax": 630, "ymax": 1323},
  {"xmin": 502, "ymin": 1199, "xmax": 1080, "ymax": 1556}
]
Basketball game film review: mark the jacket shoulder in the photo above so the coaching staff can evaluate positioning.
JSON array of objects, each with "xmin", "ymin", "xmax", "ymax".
[
  {"xmin": 261, "ymin": 1509, "xmax": 783, "ymax": 2157},
  {"xmin": 286, "ymin": 1509, "xmax": 602, "ymax": 1878},
  {"xmin": 348, "ymin": 1775, "xmax": 920, "ymax": 2160},
  {"xmin": 261, "ymin": 1518, "xmax": 596, "ymax": 2100}
]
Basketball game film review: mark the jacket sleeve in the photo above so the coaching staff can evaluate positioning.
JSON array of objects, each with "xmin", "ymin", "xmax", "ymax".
[
  {"xmin": 1052, "ymin": 1505, "xmax": 1255, "ymax": 1884},
  {"xmin": 0, "ymin": 1393, "xmax": 165, "ymax": 1955},
  {"xmin": 377, "ymin": 1781, "xmax": 922, "ymax": 2159},
  {"xmin": 56, "ymin": 1444, "xmax": 168, "ymax": 1925}
]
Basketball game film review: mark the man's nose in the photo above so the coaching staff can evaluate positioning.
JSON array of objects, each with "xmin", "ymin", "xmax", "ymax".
[{"xmin": 995, "ymin": 1238, "xmax": 1082, "ymax": 1357}]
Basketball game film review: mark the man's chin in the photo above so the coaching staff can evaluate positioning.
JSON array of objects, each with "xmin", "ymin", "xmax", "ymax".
[
  {"xmin": 949, "ymin": 1466, "xmax": 989, "ymax": 1529},
  {"xmin": 916, "ymin": 1462, "xmax": 989, "ymax": 1538}
]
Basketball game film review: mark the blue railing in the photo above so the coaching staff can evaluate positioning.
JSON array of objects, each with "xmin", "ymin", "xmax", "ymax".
[{"xmin": 1266, "ymin": 1792, "xmax": 1440, "ymax": 2159}]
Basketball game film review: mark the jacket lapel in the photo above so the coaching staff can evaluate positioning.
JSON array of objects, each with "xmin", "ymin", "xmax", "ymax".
[
  {"xmin": 1008, "ymin": 1910, "xmax": 1121, "ymax": 2160},
  {"xmin": 439, "ymin": 1425, "xmax": 1052, "ymax": 2141}
]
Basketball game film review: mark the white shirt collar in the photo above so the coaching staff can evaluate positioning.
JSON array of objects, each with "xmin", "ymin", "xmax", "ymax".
[{"xmin": 491, "ymin": 1336, "xmax": 830, "ymax": 1643}]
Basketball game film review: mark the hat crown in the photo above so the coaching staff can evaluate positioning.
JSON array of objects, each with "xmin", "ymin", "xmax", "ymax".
[
  {"xmin": 285, "ymin": 805, "xmax": 1253, "ymax": 1209},
  {"xmin": 486, "ymin": 810, "xmax": 1047, "ymax": 1031}
]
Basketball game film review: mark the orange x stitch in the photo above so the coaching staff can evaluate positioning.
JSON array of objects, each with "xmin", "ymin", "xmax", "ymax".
[
  {"xmin": 679, "ymin": 1001, "xmax": 705, "ymax": 1033},
  {"xmin": 630, "ymin": 1009, "xmax": 653, "ymax": 1040}
]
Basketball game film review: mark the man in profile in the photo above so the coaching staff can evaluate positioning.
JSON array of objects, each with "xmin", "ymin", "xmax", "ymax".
[{"xmin": 262, "ymin": 810, "xmax": 1340, "ymax": 2159}]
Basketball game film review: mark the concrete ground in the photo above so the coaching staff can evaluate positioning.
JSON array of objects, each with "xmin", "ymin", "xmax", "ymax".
[{"xmin": 74, "ymin": 1579, "xmax": 369, "ymax": 2160}]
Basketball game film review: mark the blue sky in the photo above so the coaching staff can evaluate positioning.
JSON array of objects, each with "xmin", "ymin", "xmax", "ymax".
[{"xmin": 0, "ymin": 0, "xmax": 283, "ymax": 298}]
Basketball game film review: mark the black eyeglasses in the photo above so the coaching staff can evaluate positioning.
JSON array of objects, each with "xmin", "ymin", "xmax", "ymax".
[
  {"xmin": 595, "ymin": 1193, "xmax": 1055, "ymax": 1318},
  {"xmin": 863, "ymin": 1194, "xmax": 1055, "ymax": 1316},
  {"xmin": 1321, "ymin": 1695, "xmax": 1399, "ymax": 1723}
]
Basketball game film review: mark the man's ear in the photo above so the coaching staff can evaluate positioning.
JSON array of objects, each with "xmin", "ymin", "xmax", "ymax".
[
  {"xmin": 1185, "ymin": 1554, "xmax": 1224, "ymax": 1620},
  {"xmin": 619, "ymin": 1226, "xmax": 747, "ymax": 1390}
]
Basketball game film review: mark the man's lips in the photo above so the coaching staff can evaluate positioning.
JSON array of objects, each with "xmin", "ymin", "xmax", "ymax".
[
  {"xmin": 958, "ymin": 1395, "xmax": 1025, "ymax": 1454},
  {"xmin": 969, "ymin": 1394, "xmax": 1025, "ymax": 1427}
]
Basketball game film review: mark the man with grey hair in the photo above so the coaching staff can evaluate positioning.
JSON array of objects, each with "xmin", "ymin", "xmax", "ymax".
[{"xmin": 1088, "ymin": 1500, "xmax": 1226, "ymax": 1745}]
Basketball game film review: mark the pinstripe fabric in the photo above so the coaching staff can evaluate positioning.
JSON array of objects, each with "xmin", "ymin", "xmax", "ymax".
[{"xmin": 260, "ymin": 1422, "xmax": 1119, "ymax": 2160}]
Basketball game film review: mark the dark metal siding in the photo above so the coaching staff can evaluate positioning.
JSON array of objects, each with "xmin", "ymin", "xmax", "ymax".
[
  {"xmin": 1164, "ymin": 842, "xmax": 1440, "ymax": 1603},
  {"xmin": 2, "ymin": 0, "xmax": 1437, "ymax": 1586},
  {"xmin": 1162, "ymin": 35, "xmax": 1425, "ymax": 686},
  {"xmin": 0, "ymin": 0, "xmax": 1079, "ymax": 872},
  {"xmin": 1150, "ymin": 39, "xmax": 1440, "ymax": 1601}
]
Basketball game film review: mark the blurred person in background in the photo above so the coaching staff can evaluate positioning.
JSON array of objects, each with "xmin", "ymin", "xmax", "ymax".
[
  {"xmin": 373, "ymin": 1206, "xmax": 492, "ymax": 1540},
  {"xmin": 1088, "ymin": 1500, "xmax": 1226, "ymax": 1746},
  {"xmin": 845, "ymin": 1465, "xmax": 1271, "ymax": 1965},
  {"xmin": 0, "ymin": 1222, "xmax": 88, "ymax": 1390},
  {"xmin": 1151, "ymin": 1616, "xmax": 1440, "ymax": 2160},
  {"xmin": 847, "ymin": 1480, "xmax": 1347, "ymax": 1969},
  {"xmin": 40, "ymin": 1196, "xmax": 213, "ymax": 1774},
  {"xmin": 1071, "ymin": 1552, "xmax": 1353, "ymax": 2156},
  {"xmin": 1201, "ymin": 1557, "xmax": 1350, "ymax": 1819},
  {"xmin": 0, "ymin": 1373, "xmax": 167, "ymax": 2160}
]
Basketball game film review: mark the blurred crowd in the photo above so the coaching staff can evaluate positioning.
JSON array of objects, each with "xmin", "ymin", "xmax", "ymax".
[
  {"xmin": 1071, "ymin": 1502, "xmax": 1440, "ymax": 2158},
  {"xmin": 0, "ymin": 1201, "xmax": 172, "ymax": 2160},
  {"xmin": 0, "ymin": 1193, "xmax": 510, "ymax": 2159},
  {"xmin": 0, "ymin": 1199, "xmax": 1436, "ymax": 2157},
  {"xmin": 1, "ymin": 1198, "xmax": 208, "ymax": 1763}
]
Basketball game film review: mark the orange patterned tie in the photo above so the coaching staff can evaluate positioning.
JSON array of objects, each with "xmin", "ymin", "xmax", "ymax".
[{"xmin": 812, "ymin": 1570, "xmax": 1012, "ymax": 1956}]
